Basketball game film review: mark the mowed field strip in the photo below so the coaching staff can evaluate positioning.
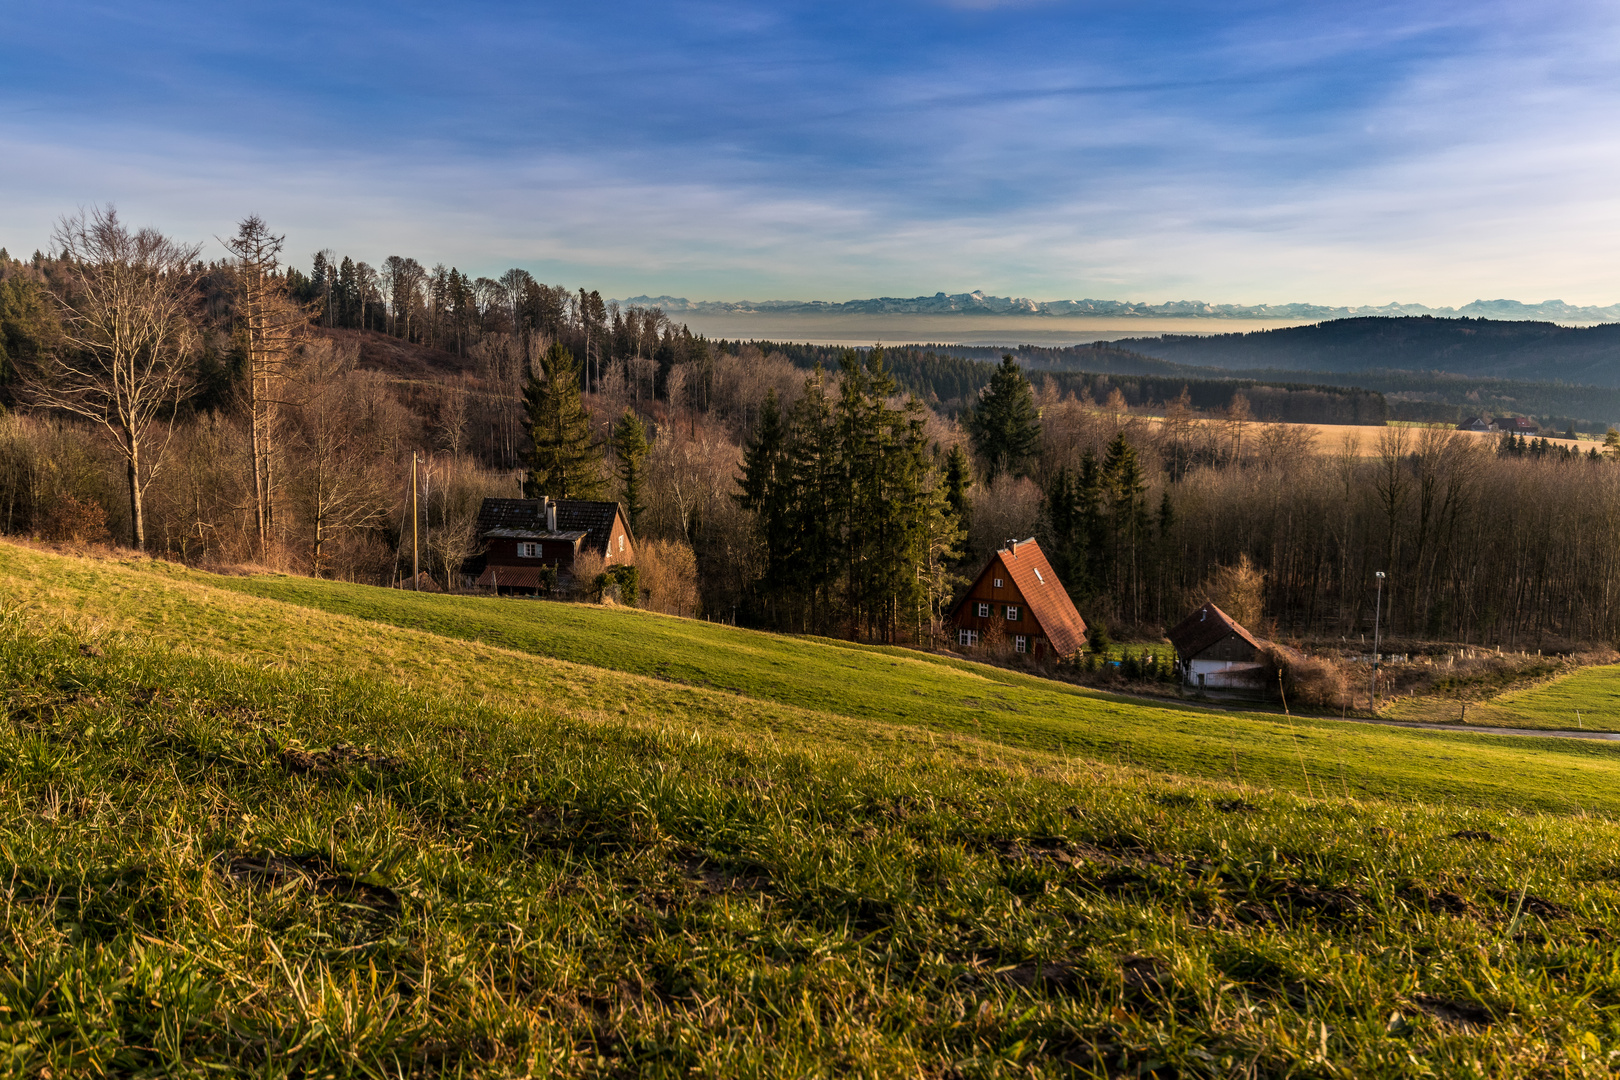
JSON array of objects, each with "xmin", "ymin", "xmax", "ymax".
[{"xmin": 9, "ymin": 540, "xmax": 1620, "ymax": 815}]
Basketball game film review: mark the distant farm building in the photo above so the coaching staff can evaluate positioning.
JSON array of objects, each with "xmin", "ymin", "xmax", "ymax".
[
  {"xmin": 1497, "ymin": 416, "xmax": 1540, "ymax": 435},
  {"xmin": 1457, "ymin": 416, "xmax": 1497, "ymax": 433},
  {"xmin": 1166, "ymin": 602, "xmax": 1267, "ymax": 690},
  {"xmin": 948, "ymin": 538, "xmax": 1086, "ymax": 660},
  {"xmin": 467, "ymin": 497, "xmax": 634, "ymax": 593}
]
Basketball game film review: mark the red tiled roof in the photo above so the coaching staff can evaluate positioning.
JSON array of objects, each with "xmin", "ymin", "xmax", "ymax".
[
  {"xmin": 952, "ymin": 539, "xmax": 1087, "ymax": 656},
  {"xmin": 1165, "ymin": 602, "xmax": 1263, "ymax": 660}
]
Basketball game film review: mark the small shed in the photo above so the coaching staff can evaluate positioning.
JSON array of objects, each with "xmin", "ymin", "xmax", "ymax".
[{"xmin": 1166, "ymin": 602, "xmax": 1267, "ymax": 689}]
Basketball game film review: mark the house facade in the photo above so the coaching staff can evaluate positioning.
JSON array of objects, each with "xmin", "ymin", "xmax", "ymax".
[
  {"xmin": 1458, "ymin": 416, "xmax": 1497, "ymax": 433},
  {"xmin": 467, "ymin": 497, "xmax": 634, "ymax": 593},
  {"xmin": 947, "ymin": 538, "xmax": 1087, "ymax": 660},
  {"xmin": 1166, "ymin": 602, "xmax": 1267, "ymax": 689},
  {"xmin": 1498, "ymin": 416, "xmax": 1540, "ymax": 435}
]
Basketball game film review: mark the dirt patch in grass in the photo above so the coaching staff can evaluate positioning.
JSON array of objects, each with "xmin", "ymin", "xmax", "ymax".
[
  {"xmin": 1411, "ymin": 993, "xmax": 1493, "ymax": 1029},
  {"xmin": 215, "ymin": 851, "xmax": 401, "ymax": 912},
  {"xmin": 273, "ymin": 740, "xmax": 404, "ymax": 776}
]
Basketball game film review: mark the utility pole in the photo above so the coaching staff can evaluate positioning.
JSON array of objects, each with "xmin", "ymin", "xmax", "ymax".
[
  {"xmin": 1371, "ymin": 570, "xmax": 1386, "ymax": 710},
  {"xmin": 411, "ymin": 453, "xmax": 417, "ymax": 595}
]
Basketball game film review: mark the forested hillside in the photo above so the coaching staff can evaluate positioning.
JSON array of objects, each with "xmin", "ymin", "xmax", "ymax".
[
  {"xmin": 740, "ymin": 341, "xmax": 1387, "ymax": 424},
  {"xmin": 6, "ymin": 212, "xmax": 1620, "ymax": 650},
  {"xmin": 1111, "ymin": 316, "xmax": 1620, "ymax": 384},
  {"xmin": 934, "ymin": 339, "xmax": 1620, "ymax": 429}
]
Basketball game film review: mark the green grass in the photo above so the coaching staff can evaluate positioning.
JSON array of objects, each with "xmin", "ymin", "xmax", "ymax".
[
  {"xmin": 9, "ymin": 541, "xmax": 1620, "ymax": 1073},
  {"xmin": 1387, "ymin": 660, "xmax": 1620, "ymax": 734},
  {"xmin": 11, "ymin": 544, "xmax": 1620, "ymax": 814}
]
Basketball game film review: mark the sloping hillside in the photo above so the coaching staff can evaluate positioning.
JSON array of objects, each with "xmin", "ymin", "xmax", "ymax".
[
  {"xmin": 6, "ymin": 541, "xmax": 1620, "ymax": 1074},
  {"xmin": 1113, "ymin": 316, "xmax": 1620, "ymax": 385}
]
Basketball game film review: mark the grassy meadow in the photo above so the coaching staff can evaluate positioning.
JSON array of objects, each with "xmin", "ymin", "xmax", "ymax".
[
  {"xmin": 1385, "ymin": 660, "xmax": 1620, "ymax": 734},
  {"xmin": 7, "ymin": 540, "xmax": 1620, "ymax": 1074}
]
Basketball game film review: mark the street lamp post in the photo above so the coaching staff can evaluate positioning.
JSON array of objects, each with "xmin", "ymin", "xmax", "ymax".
[{"xmin": 1371, "ymin": 571, "xmax": 1386, "ymax": 710}]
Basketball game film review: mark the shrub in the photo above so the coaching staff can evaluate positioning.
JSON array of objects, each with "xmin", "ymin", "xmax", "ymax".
[
  {"xmin": 637, "ymin": 539, "xmax": 700, "ymax": 617},
  {"xmin": 41, "ymin": 494, "xmax": 112, "ymax": 546},
  {"xmin": 597, "ymin": 564, "xmax": 640, "ymax": 607},
  {"xmin": 1261, "ymin": 643, "xmax": 1348, "ymax": 710}
]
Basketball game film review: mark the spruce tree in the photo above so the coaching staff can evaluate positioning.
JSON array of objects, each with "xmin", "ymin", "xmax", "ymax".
[
  {"xmin": 1102, "ymin": 432, "xmax": 1150, "ymax": 621},
  {"xmin": 944, "ymin": 443, "xmax": 973, "ymax": 539},
  {"xmin": 966, "ymin": 354, "xmax": 1042, "ymax": 481},
  {"xmin": 786, "ymin": 366, "xmax": 841, "ymax": 631},
  {"xmin": 523, "ymin": 343, "xmax": 606, "ymax": 500},
  {"xmin": 612, "ymin": 408, "xmax": 649, "ymax": 531},
  {"xmin": 737, "ymin": 389, "xmax": 796, "ymax": 625}
]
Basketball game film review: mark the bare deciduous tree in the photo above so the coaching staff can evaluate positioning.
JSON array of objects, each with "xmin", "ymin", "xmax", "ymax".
[
  {"xmin": 224, "ymin": 216, "xmax": 307, "ymax": 556},
  {"xmin": 289, "ymin": 339, "xmax": 387, "ymax": 575},
  {"xmin": 24, "ymin": 207, "xmax": 200, "ymax": 550}
]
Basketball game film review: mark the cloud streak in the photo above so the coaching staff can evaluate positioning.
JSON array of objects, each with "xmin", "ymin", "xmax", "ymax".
[{"xmin": 2, "ymin": 0, "xmax": 1619, "ymax": 305}]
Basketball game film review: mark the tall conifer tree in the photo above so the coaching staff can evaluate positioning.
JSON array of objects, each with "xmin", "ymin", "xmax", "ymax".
[
  {"xmin": 612, "ymin": 408, "xmax": 649, "ymax": 531},
  {"xmin": 943, "ymin": 442, "xmax": 973, "ymax": 541},
  {"xmin": 737, "ymin": 389, "xmax": 793, "ymax": 624},
  {"xmin": 966, "ymin": 353, "xmax": 1042, "ymax": 481},
  {"xmin": 523, "ymin": 343, "xmax": 606, "ymax": 500}
]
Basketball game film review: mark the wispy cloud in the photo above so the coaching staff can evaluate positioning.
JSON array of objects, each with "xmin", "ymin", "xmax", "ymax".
[{"xmin": 2, "ymin": 0, "xmax": 1618, "ymax": 305}]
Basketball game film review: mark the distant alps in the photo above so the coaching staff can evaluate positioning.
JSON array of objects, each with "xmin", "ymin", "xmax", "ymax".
[{"xmin": 613, "ymin": 290, "xmax": 1620, "ymax": 324}]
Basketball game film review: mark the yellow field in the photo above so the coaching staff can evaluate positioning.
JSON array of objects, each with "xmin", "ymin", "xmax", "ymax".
[{"xmin": 1135, "ymin": 414, "xmax": 1592, "ymax": 456}]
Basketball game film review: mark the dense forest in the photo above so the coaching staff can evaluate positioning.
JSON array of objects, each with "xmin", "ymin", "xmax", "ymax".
[
  {"xmin": 1112, "ymin": 316, "xmax": 1620, "ymax": 381},
  {"xmin": 937, "ymin": 342, "xmax": 1620, "ymax": 432},
  {"xmin": 736, "ymin": 342, "xmax": 1389, "ymax": 424},
  {"xmin": 5, "ymin": 211, "xmax": 1620, "ymax": 651}
]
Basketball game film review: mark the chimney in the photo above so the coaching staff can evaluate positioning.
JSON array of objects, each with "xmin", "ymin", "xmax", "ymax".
[{"xmin": 546, "ymin": 498, "xmax": 557, "ymax": 533}]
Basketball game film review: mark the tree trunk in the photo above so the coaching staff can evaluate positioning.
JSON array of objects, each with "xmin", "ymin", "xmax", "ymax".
[{"xmin": 127, "ymin": 442, "xmax": 145, "ymax": 551}]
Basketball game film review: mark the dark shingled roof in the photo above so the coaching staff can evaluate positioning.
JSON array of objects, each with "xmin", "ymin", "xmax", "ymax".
[
  {"xmin": 475, "ymin": 498, "xmax": 624, "ymax": 555},
  {"xmin": 1165, "ymin": 602, "xmax": 1263, "ymax": 661}
]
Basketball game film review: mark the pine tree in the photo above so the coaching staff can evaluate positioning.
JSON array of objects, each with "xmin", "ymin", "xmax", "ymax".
[
  {"xmin": 966, "ymin": 354, "xmax": 1042, "ymax": 481},
  {"xmin": 523, "ymin": 343, "xmax": 606, "ymax": 500},
  {"xmin": 612, "ymin": 409, "xmax": 649, "ymax": 531}
]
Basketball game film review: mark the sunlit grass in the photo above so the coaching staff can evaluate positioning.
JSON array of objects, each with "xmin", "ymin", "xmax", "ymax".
[{"xmin": 6, "ymin": 540, "xmax": 1620, "ymax": 1073}]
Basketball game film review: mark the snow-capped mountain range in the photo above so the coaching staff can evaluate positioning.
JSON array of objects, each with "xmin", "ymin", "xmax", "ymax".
[{"xmin": 613, "ymin": 291, "xmax": 1620, "ymax": 324}]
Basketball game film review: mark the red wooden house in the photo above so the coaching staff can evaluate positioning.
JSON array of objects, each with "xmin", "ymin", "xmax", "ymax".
[
  {"xmin": 466, "ymin": 497, "xmax": 634, "ymax": 593},
  {"xmin": 947, "ymin": 538, "xmax": 1087, "ymax": 660}
]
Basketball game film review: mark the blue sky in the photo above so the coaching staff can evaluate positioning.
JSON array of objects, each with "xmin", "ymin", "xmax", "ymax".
[{"xmin": 3, "ymin": 1, "xmax": 1618, "ymax": 304}]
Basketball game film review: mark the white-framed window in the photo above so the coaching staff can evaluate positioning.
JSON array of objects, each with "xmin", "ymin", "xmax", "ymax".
[
  {"xmin": 958, "ymin": 628, "xmax": 979, "ymax": 647},
  {"xmin": 1005, "ymin": 605, "xmax": 1020, "ymax": 621},
  {"xmin": 976, "ymin": 602, "xmax": 990, "ymax": 618},
  {"xmin": 1015, "ymin": 635, "xmax": 1028, "ymax": 653},
  {"xmin": 518, "ymin": 542, "xmax": 540, "ymax": 558},
  {"xmin": 618, "ymin": 535, "xmax": 625, "ymax": 551},
  {"xmin": 993, "ymin": 577, "xmax": 1003, "ymax": 588}
]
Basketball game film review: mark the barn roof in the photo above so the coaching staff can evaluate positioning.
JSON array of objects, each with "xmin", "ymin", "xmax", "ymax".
[
  {"xmin": 1165, "ymin": 602, "xmax": 1263, "ymax": 660},
  {"xmin": 476, "ymin": 498, "xmax": 624, "ymax": 554},
  {"xmin": 958, "ymin": 538, "xmax": 1088, "ymax": 657}
]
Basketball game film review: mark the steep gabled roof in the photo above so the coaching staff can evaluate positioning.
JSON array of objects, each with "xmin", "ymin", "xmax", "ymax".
[
  {"xmin": 1165, "ymin": 602, "xmax": 1263, "ymax": 660},
  {"xmin": 476, "ymin": 498, "xmax": 626, "ymax": 555},
  {"xmin": 952, "ymin": 538, "xmax": 1088, "ymax": 656}
]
